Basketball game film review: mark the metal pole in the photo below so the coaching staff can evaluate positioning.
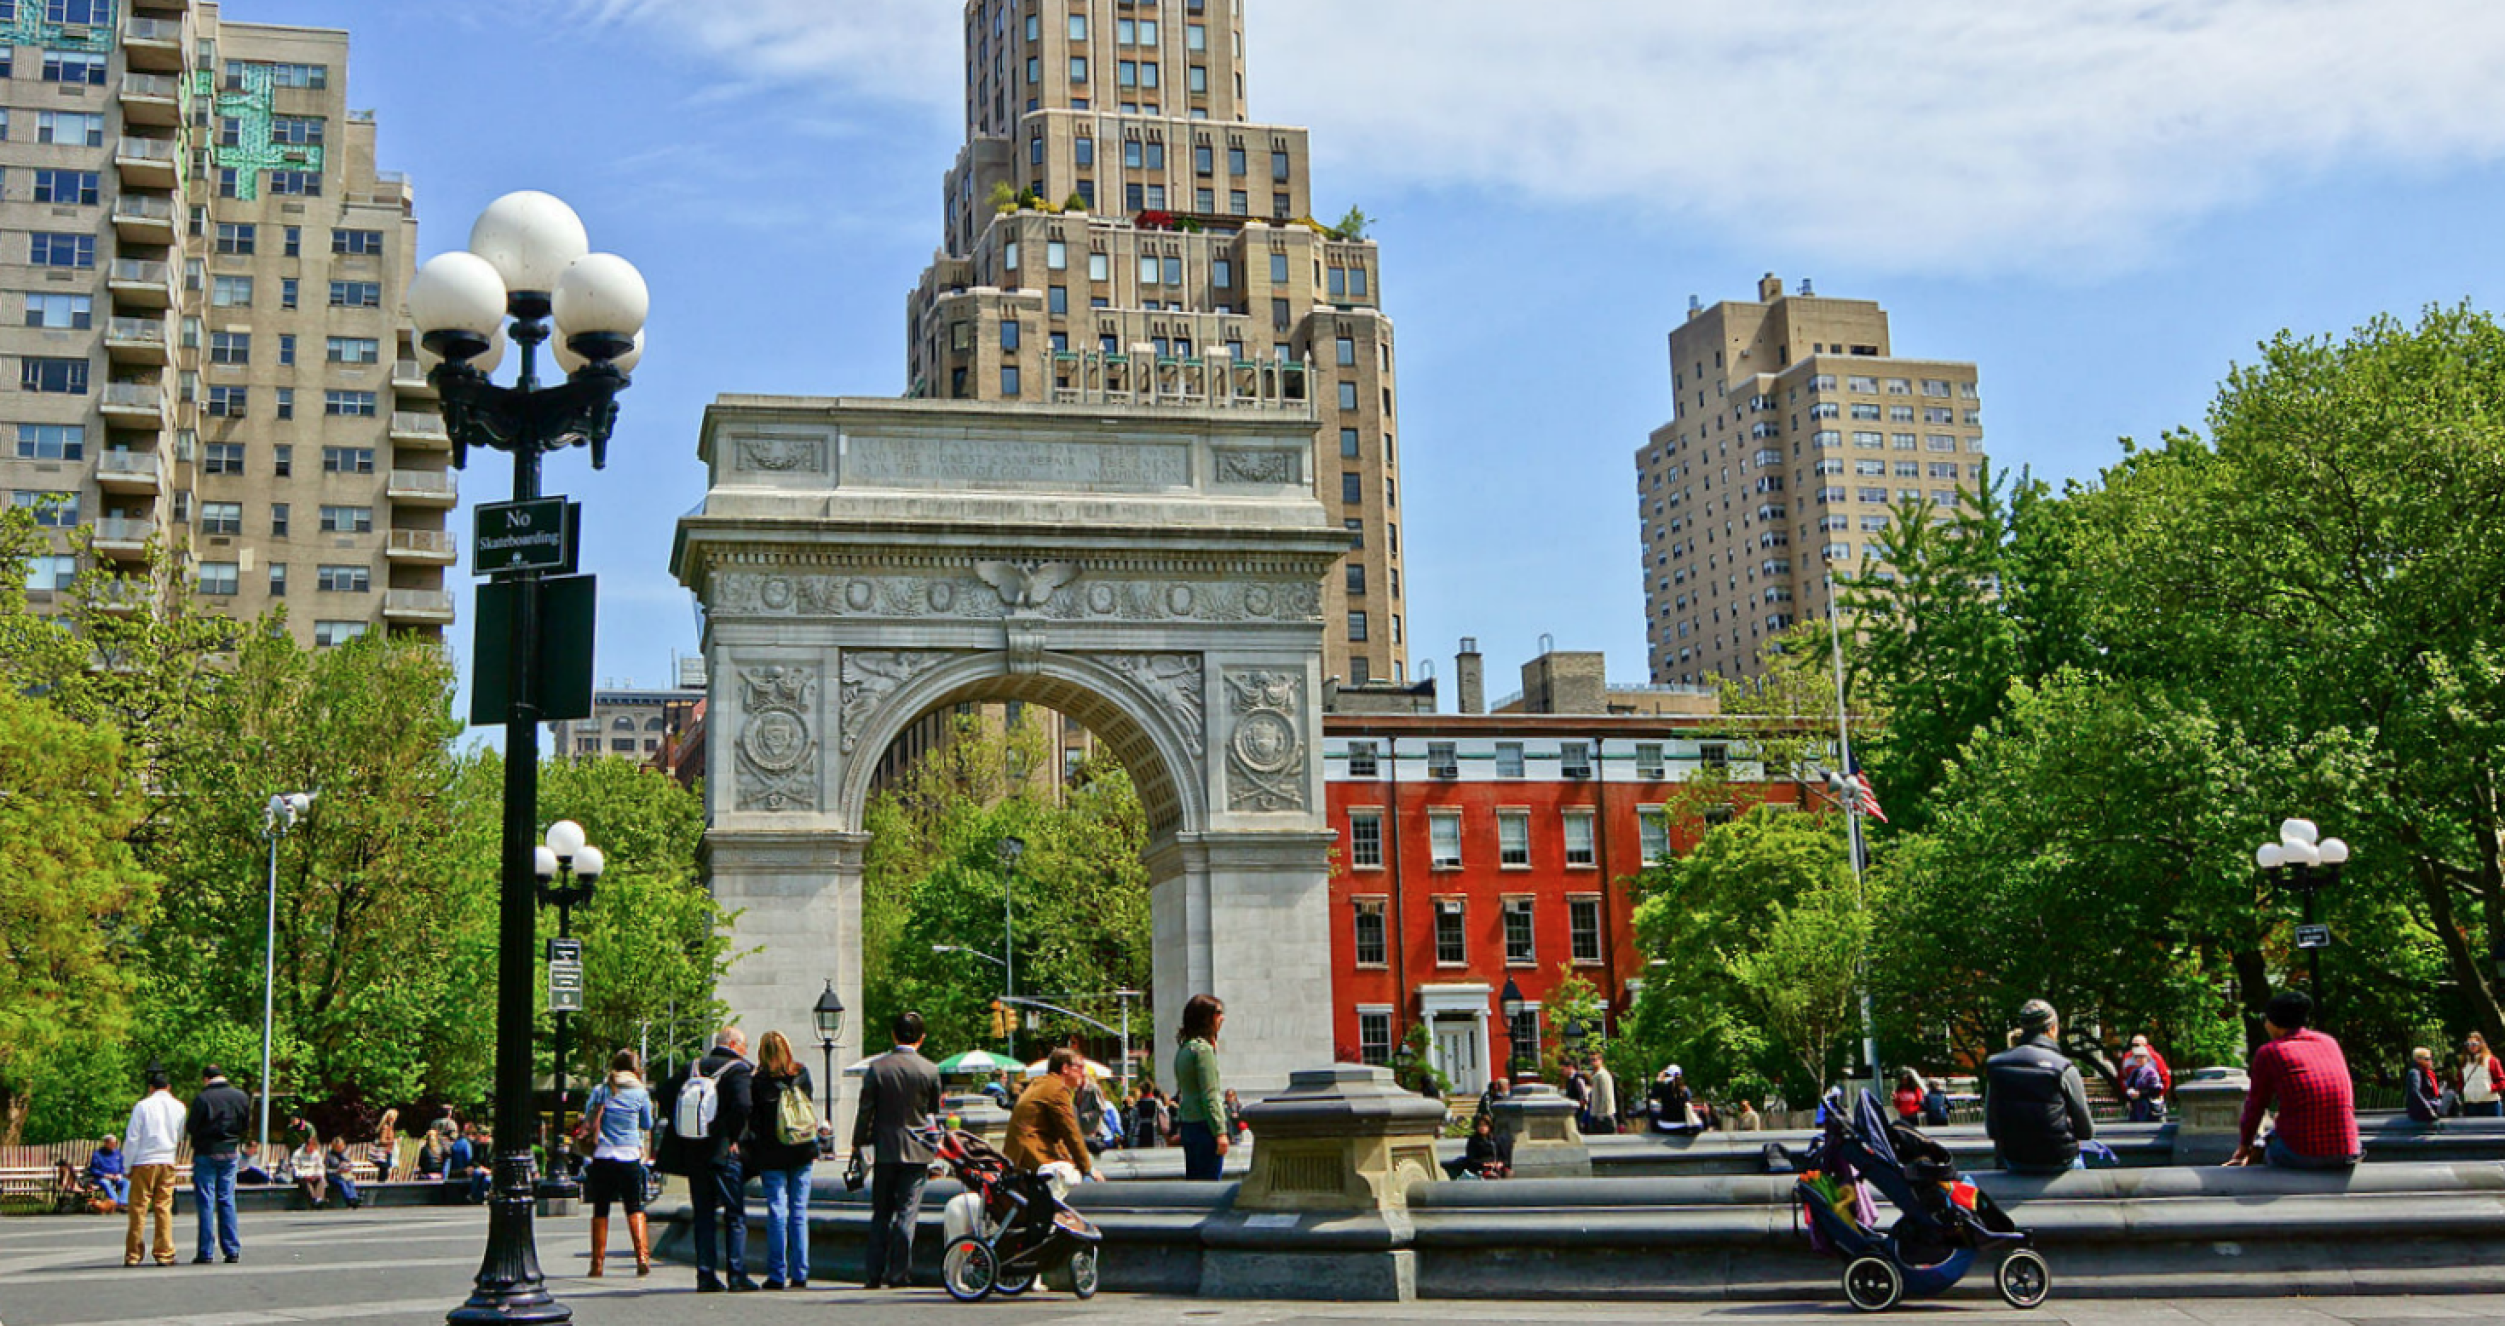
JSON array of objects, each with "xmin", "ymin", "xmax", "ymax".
[
  {"xmin": 549, "ymin": 894, "xmax": 572, "ymax": 1197},
  {"xmin": 819, "ymin": 1039, "xmax": 836, "ymax": 1124},
  {"xmin": 1824, "ymin": 574, "xmax": 1882, "ymax": 1092},
  {"xmin": 1120, "ymin": 996, "xmax": 1132, "ymax": 1104},
  {"xmin": 450, "ymin": 325, "xmax": 562, "ymax": 1323},
  {"xmin": 259, "ymin": 822, "xmax": 280, "ymax": 1170}
]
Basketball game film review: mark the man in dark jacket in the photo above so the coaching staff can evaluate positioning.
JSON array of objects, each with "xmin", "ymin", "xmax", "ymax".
[
  {"xmin": 184, "ymin": 1066, "xmax": 252, "ymax": 1263},
  {"xmin": 662, "ymin": 1028, "xmax": 757, "ymax": 1293},
  {"xmin": 1985, "ymin": 1000, "xmax": 2095, "ymax": 1173},
  {"xmin": 851, "ymin": 1010, "xmax": 942, "ymax": 1289}
]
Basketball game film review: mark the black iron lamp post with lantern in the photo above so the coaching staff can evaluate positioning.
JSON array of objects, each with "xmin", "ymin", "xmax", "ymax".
[
  {"xmin": 2255, "ymin": 817, "xmax": 2351, "ymax": 1022},
  {"xmin": 410, "ymin": 190, "xmax": 648, "ymax": 1326},
  {"xmin": 1499, "ymin": 976, "xmax": 1528, "ymax": 1084},
  {"xmin": 813, "ymin": 980, "xmax": 846, "ymax": 1153}
]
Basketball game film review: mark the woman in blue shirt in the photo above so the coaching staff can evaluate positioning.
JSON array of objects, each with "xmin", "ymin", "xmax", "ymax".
[{"xmin": 581, "ymin": 1049, "xmax": 657, "ymax": 1276}]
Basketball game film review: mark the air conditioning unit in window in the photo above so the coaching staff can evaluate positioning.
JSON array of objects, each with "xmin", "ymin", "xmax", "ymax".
[{"xmin": 1437, "ymin": 898, "xmax": 1463, "ymax": 915}]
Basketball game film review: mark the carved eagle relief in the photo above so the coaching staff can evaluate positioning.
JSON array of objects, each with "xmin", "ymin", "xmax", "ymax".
[{"xmin": 975, "ymin": 560, "xmax": 1081, "ymax": 610}]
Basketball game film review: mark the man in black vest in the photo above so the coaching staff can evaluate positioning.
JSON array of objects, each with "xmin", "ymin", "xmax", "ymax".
[{"xmin": 1985, "ymin": 999, "xmax": 2095, "ymax": 1173}]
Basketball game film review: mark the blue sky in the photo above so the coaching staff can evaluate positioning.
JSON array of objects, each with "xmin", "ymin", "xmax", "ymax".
[{"xmin": 246, "ymin": 1, "xmax": 2505, "ymax": 703}]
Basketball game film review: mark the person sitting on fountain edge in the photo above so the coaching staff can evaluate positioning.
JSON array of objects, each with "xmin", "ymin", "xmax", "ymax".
[
  {"xmin": 1984, "ymin": 999, "xmax": 2095, "ymax": 1173},
  {"xmin": 2227, "ymin": 990, "xmax": 2359, "ymax": 1170}
]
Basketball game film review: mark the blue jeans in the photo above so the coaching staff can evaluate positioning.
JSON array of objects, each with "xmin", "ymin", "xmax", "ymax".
[
  {"xmin": 96, "ymin": 1175, "xmax": 130, "ymax": 1205},
  {"xmin": 758, "ymin": 1164, "xmax": 812, "ymax": 1285},
  {"xmin": 192, "ymin": 1153, "xmax": 240, "ymax": 1259},
  {"xmin": 1179, "ymin": 1119, "xmax": 1223, "ymax": 1181},
  {"xmin": 2265, "ymin": 1132, "xmax": 2358, "ymax": 1170},
  {"xmin": 690, "ymin": 1158, "xmax": 747, "ymax": 1279},
  {"xmin": 2466, "ymin": 1099, "xmax": 2504, "ymax": 1118}
]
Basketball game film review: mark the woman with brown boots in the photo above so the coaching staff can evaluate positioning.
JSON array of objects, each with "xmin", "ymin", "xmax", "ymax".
[{"xmin": 581, "ymin": 1048, "xmax": 658, "ymax": 1276}]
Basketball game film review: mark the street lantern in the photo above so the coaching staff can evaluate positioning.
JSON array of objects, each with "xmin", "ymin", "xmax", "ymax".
[
  {"xmin": 421, "ymin": 189, "xmax": 646, "ymax": 1326},
  {"xmin": 2255, "ymin": 818, "xmax": 2349, "ymax": 1024},
  {"xmin": 1499, "ymin": 977, "xmax": 1526, "ymax": 1082},
  {"xmin": 813, "ymin": 980, "xmax": 846, "ymax": 1136}
]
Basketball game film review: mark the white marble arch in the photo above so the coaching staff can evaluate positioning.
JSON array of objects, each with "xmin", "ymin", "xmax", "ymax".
[{"xmin": 673, "ymin": 395, "xmax": 1349, "ymax": 1145}]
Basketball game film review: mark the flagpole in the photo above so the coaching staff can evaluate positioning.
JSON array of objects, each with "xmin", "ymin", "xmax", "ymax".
[{"xmin": 1826, "ymin": 572, "xmax": 1883, "ymax": 1095}]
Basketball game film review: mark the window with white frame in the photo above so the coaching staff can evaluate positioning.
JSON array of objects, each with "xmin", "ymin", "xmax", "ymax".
[
  {"xmin": 1497, "ymin": 810, "xmax": 1530, "ymax": 867},
  {"xmin": 1346, "ymin": 740, "xmax": 1379, "ymax": 779},
  {"xmin": 1563, "ymin": 811, "xmax": 1596, "ymax": 867},
  {"xmin": 1494, "ymin": 741, "xmax": 1524, "ymax": 778},
  {"xmin": 1508, "ymin": 1005, "xmax": 1541, "ymax": 1069},
  {"xmin": 1427, "ymin": 741, "xmax": 1458, "ymax": 778},
  {"xmin": 1353, "ymin": 897, "xmax": 1387, "ymax": 967},
  {"xmin": 1349, "ymin": 810, "xmax": 1383, "ymax": 868},
  {"xmin": 1635, "ymin": 742, "xmax": 1665, "ymax": 780},
  {"xmin": 1357, "ymin": 1008, "xmax": 1393, "ymax": 1066},
  {"xmin": 1502, "ymin": 897, "xmax": 1535, "ymax": 965},
  {"xmin": 1434, "ymin": 898, "xmax": 1465, "ymax": 964},
  {"xmin": 1429, "ymin": 811, "xmax": 1461, "ymax": 868},
  {"xmin": 1569, "ymin": 897, "xmax": 1603, "ymax": 964},
  {"xmin": 1638, "ymin": 807, "xmax": 1670, "ymax": 863},
  {"xmin": 1560, "ymin": 741, "xmax": 1593, "ymax": 778}
]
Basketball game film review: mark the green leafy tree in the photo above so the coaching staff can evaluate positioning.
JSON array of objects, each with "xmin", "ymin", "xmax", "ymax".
[
  {"xmin": 2065, "ymin": 306, "xmax": 2505, "ymax": 1052},
  {"xmin": 1333, "ymin": 205, "xmax": 1373, "ymax": 240},
  {"xmin": 861, "ymin": 712, "xmax": 1152, "ymax": 1065},
  {"xmin": 1731, "ymin": 875, "xmax": 1871, "ymax": 1095},
  {"xmin": 1629, "ymin": 804, "xmax": 1862, "ymax": 1102},
  {"xmin": 0, "ymin": 692, "xmax": 158, "ymax": 1142}
]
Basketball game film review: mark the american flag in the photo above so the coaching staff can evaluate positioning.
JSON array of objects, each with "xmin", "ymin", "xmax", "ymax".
[{"xmin": 1828, "ymin": 766, "xmax": 1889, "ymax": 823}]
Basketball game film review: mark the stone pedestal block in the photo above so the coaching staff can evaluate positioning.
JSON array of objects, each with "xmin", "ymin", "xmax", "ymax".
[
  {"xmin": 1202, "ymin": 1064, "xmax": 1445, "ymax": 1302},
  {"xmin": 2171, "ymin": 1066, "xmax": 2252, "ymax": 1165},
  {"xmin": 1495, "ymin": 1082, "xmax": 1591, "ymax": 1179},
  {"xmin": 1235, "ymin": 1064, "xmax": 1447, "ymax": 1212},
  {"xmin": 943, "ymin": 1092, "xmax": 1012, "ymax": 1148}
]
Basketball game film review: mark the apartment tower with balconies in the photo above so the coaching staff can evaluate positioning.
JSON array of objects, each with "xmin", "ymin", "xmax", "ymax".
[
  {"xmin": 1637, "ymin": 275, "xmax": 1985, "ymax": 684},
  {"xmin": 907, "ymin": 0, "xmax": 1408, "ymax": 687},
  {"xmin": 1, "ymin": 1, "xmax": 440, "ymax": 647}
]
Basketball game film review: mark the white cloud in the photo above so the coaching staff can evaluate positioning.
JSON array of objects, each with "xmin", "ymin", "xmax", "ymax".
[{"xmin": 577, "ymin": 0, "xmax": 2505, "ymax": 273}]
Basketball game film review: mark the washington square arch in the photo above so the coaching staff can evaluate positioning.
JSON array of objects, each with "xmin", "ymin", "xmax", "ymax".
[{"xmin": 670, "ymin": 392, "xmax": 1348, "ymax": 1136}]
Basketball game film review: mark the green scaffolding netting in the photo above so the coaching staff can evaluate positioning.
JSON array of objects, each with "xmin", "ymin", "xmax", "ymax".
[
  {"xmin": 191, "ymin": 61, "xmax": 325, "ymax": 202},
  {"xmin": 8, "ymin": 0, "xmax": 118, "ymax": 54}
]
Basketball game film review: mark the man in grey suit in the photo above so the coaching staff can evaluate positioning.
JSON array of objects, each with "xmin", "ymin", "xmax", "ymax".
[{"xmin": 852, "ymin": 1010, "xmax": 942, "ymax": 1288}]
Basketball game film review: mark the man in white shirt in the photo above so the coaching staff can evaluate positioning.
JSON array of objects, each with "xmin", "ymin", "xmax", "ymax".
[{"xmin": 123, "ymin": 1067, "xmax": 186, "ymax": 1267}]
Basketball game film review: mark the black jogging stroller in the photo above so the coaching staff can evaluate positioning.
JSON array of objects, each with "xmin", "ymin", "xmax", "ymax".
[{"xmin": 1778, "ymin": 1090, "xmax": 2048, "ymax": 1312}]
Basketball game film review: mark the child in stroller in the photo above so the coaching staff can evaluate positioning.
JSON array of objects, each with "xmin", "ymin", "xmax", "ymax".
[
  {"xmin": 925, "ymin": 1126, "xmax": 1103, "ymax": 1301},
  {"xmin": 1780, "ymin": 1090, "xmax": 2049, "ymax": 1312}
]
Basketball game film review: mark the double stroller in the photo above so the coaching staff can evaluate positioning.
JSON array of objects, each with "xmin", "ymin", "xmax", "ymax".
[
  {"xmin": 1781, "ymin": 1091, "xmax": 2049, "ymax": 1312},
  {"xmin": 925, "ymin": 1127, "xmax": 1103, "ymax": 1302}
]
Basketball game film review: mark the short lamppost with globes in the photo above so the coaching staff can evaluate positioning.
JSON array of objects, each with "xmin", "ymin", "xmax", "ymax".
[
  {"xmin": 410, "ymin": 190, "xmax": 648, "ymax": 1326},
  {"xmin": 2255, "ymin": 818, "xmax": 2350, "ymax": 1021},
  {"xmin": 257, "ymin": 791, "xmax": 315, "ymax": 1171},
  {"xmin": 532, "ymin": 820, "xmax": 604, "ymax": 1200}
]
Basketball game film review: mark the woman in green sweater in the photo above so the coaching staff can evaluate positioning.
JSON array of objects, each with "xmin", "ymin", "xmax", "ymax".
[{"xmin": 1173, "ymin": 994, "xmax": 1227, "ymax": 1180}]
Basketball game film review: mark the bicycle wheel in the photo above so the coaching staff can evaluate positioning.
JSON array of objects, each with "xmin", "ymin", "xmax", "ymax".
[{"xmin": 942, "ymin": 1236, "xmax": 999, "ymax": 1303}]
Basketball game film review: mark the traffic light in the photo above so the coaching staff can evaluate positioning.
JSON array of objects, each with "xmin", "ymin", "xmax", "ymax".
[{"xmin": 990, "ymin": 999, "xmax": 1011, "ymax": 1039}]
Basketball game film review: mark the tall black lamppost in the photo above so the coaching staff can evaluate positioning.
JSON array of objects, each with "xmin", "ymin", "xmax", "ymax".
[
  {"xmin": 813, "ymin": 981, "xmax": 846, "ymax": 1145},
  {"xmin": 2255, "ymin": 818, "xmax": 2350, "ymax": 1021},
  {"xmin": 532, "ymin": 820, "xmax": 603, "ymax": 1198},
  {"xmin": 412, "ymin": 191, "xmax": 647, "ymax": 1326}
]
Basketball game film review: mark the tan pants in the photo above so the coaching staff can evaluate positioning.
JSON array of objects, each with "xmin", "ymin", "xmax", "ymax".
[{"xmin": 126, "ymin": 1164, "xmax": 177, "ymax": 1265}]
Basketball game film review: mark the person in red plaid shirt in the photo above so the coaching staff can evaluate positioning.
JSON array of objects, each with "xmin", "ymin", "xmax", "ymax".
[{"xmin": 2226, "ymin": 991, "xmax": 2359, "ymax": 1169}]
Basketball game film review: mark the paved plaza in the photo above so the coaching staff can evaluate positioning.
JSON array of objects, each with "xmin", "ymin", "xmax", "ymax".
[{"xmin": 6, "ymin": 1209, "xmax": 2505, "ymax": 1326}]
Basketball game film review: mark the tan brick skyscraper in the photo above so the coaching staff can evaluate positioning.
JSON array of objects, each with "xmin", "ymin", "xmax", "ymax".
[
  {"xmin": 0, "ymin": 2, "xmax": 442, "ymax": 648},
  {"xmin": 907, "ymin": 0, "xmax": 1409, "ymax": 687},
  {"xmin": 1637, "ymin": 275, "xmax": 1986, "ymax": 684}
]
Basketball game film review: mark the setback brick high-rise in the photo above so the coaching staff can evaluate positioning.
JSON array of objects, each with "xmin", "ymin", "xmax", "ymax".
[
  {"xmin": 906, "ymin": 0, "xmax": 1409, "ymax": 687},
  {"xmin": 2, "ymin": 1, "xmax": 442, "ymax": 649},
  {"xmin": 1637, "ymin": 275, "xmax": 1986, "ymax": 684}
]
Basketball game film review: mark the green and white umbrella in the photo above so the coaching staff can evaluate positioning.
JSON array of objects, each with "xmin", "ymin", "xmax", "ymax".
[{"xmin": 936, "ymin": 1049, "xmax": 1023, "ymax": 1075}]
